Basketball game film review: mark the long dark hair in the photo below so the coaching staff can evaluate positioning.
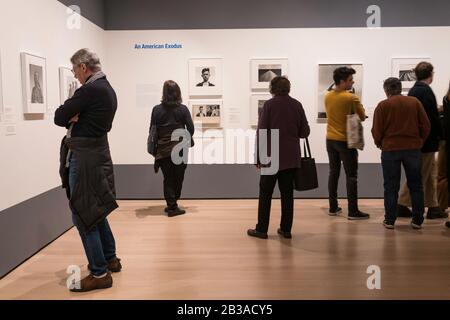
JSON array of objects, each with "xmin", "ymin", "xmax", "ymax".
[{"xmin": 161, "ymin": 80, "xmax": 182, "ymax": 106}]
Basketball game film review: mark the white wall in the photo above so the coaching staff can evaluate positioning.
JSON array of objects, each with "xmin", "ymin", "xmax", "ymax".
[
  {"xmin": 104, "ymin": 27, "xmax": 450, "ymax": 166},
  {"xmin": 0, "ymin": 0, "xmax": 105, "ymax": 211}
]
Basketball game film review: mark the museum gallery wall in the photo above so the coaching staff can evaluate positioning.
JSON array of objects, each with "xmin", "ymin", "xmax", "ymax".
[
  {"xmin": 0, "ymin": 0, "xmax": 105, "ymax": 212},
  {"xmin": 104, "ymin": 28, "xmax": 450, "ymax": 166}
]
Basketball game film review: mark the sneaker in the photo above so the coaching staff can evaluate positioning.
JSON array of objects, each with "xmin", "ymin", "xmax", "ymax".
[
  {"xmin": 107, "ymin": 257, "xmax": 122, "ymax": 273},
  {"xmin": 348, "ymin": 211, "xmax": 370, "ymax": 220},
  {"xmin": 383, "ymin": 220, "xmax": 395, "ymax": 229},
  {"xmin": 277, "ymin": 228, "xmax": 292, "ymax": 239},
  {"xmin": 167, "ymin": 207, "xmax": 186, "ymax": 217},
  {"xmin": 247, "ymin": 229, "xmax": 268, "ymax": 239},
  {"xmin": 329, "ymin": 207, "xmax": 343, "ymax": 216},
  {"xmin": 397, "ymin": 204, "xmax": 413, "ymax": 218},
  {"xmin": 445, "ymin": 221, "xmax": 450, "ymax": 228},
  {"xmin": 411, "ymin": 221, "xmax": 422, "ymax": 230},
  {"xmin": 426, "ymin": 207, "xmax": 449, "ymax": 219},
  {"xmin": 69, "ymin": 272, "xmax": 113, "ymax": 292}
]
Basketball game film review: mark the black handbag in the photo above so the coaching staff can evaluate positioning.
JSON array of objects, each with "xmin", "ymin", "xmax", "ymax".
[
  {"xmin": 294, "ymin": 138, "xmax": 319, "ymax": 191},
  {"xmin": 147, "ymin": 124, "xmax": 158, "ymax": 156}
]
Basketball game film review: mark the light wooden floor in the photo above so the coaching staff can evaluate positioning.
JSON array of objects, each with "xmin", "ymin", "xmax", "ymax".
[{"xmin": 0, "ymin": 199, "xmax": 449, "ymax": 300}]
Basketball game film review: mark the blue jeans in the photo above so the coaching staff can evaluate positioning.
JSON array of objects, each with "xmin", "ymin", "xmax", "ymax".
[
  {"xmin": 69, "ymin": 154, "xmax": 117, "ymax": 276},
  {"xmin": 381, "ymin": 149, "xmax": 425, "ymax": 224}
]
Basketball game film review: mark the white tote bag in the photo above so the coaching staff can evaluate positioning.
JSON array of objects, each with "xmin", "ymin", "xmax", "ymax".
[{"xmin": 346, "ymin": 108, "xmax": 364, "ymax": 150}]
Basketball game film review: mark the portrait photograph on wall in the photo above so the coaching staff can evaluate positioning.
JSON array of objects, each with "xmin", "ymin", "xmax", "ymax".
[
  {"xmin": 250, "ymin": 94, "xmax": 271, "ymax": 126},
  {"xmin": 189, "ymin": 58, "xmax": 222, "ymax": 96},
  {"xmin": 20, "ymin": 52, "xmax": 47, "ymax": 114},
  {"xmin": 190, "ymin": 100, "xmax": 222, "ymax": 126},
  {"xmin": 59, "ymin": 67, "xmax": 80, "ymax": 104},
  {"xmin": 392, "ymin": 58, "xmax": 431, "ymax": 94},
  {"xmin": 251, "ymin": 59, "xmax": 288, "ymax": 90},
  {"xmin": 317, "ymin": 63, "xmax": 363, "ymax": 120}
]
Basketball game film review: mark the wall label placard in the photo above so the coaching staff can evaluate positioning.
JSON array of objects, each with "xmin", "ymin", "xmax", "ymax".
[{"xmin": 134, "ymin": 43, "xmax": 183, "ymax": 50}]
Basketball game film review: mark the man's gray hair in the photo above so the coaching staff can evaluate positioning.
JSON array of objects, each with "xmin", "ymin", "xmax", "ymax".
[{"xmin": 70, "ymin": 48, "xmax": 102, "ymax": 72}]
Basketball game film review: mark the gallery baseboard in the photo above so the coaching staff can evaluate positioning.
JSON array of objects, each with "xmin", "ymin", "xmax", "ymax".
[
  {"xmin": 0, "ymin": 187, "xmax": 72, "ymax": 279},
  {"xmin": 114, "ymin": 163, "xmax": 386, "ymax": 199}
]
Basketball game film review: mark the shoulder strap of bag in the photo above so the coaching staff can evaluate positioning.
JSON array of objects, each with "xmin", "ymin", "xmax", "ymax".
[{"xmin": 301, "ymin": 138, "xmax": 312, "ymax": 158}]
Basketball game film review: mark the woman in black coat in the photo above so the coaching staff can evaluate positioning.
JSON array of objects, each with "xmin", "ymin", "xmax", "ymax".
[{"xmin": 149, "ymin": 81, "xmax": 195, "ymax": 217}]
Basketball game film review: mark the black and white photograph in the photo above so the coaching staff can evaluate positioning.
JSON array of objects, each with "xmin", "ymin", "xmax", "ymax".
[
  {"xmin": 59, "ymin": 67, "xmax": 80, "ymax": 104},
  {"xmin": 189, "ymin": 58, "xmax": 222, "ymax": 96},
  {"xmin": 20, "ymin": 52, "xmax": 47, "ymax": 114},
  {"xmin": 29, "ymin": 64, "xmax": 44, "ymax": 104},
  {"xmin": 250, "ymin": 94, "xmax": 271, "ymax": 126},
  {"xmin": 251, "ymin": 59, "xmax": 288, "ymax": 90},
  {"xmin": 317, "ymin": 63, "xmax": 363, "ymax": 119},
  {"xmin": 258, "ymin": 64, "xmax": 282, "ymax": 82},
  {"xmin": 392, "ymin": 58, "xmax": 431, "ymax": 93},
  {"xmin": 190, "ymin": 100, "xmax": 222, "ymax": 125},
  {"xmin": 195, "ymin": 67, "xmax": 215, "ymax": 87}
]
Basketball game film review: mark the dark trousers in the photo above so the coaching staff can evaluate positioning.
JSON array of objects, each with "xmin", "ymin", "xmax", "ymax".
[
  {"xmin": 256, "ymin": 168, "xmax": 296, "ymax": 233},
  {"xmin": 381, "ymin": 149, "xmax": 424, "ymax": 224},
  {"xmin": 326, "ymin": 139, "xmax": 359, "ymax": 214},
  {"xmin": 159, "ymin": 157, "xmax": 187, "ymax": 209}
]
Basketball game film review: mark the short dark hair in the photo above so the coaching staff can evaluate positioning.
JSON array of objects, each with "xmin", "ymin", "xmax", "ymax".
[
  {"xmin": 201, "ymin": 68, "xmax": 210, "ymax": 74},
  {"xmin": 270, "ymin": 76, "xmax": 290, "ymax": 95},
  {"xmin": 414, "ymin": 62, "xmax": 434, "ymax": 81},
  {"xmin": 333, "ymin": 67, "xmax": 356, "ymax": 85},
  {"xmin": 383, "ymin": 77, "xmax": 402, "ymax": 96},
  {"xmin": 161, "ymin": 80, "xmax": 182, "ymax": 106}
]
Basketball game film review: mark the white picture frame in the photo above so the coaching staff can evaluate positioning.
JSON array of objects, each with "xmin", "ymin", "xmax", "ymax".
[
  {"xmin": 317, "ymin": 63, "xmax": 364, "ymax": 120},
  {"xmin": 21, "ymin": 52, "xmax": 47, "ymax": 114},
  {"xmin": 250, "ymin": 94, "xmax": 272, "ymax": 127},
  {"xmin": 189, "ymin": 100, "xmax": 222, "ymax": 126},
  {"xmin": 250, "ymin": 58, "xmax": 288, "ymax": 90},
  {"xmin": 59, "ymin": 67, "xmax": 80, "ymax": 105},
  {"xmin": 189, "ymin": 58, "xmax": 223, "ymax": 96},
  {"xmin": 392, "ymin": 58, "xmax": 431, "ymax": 94}
]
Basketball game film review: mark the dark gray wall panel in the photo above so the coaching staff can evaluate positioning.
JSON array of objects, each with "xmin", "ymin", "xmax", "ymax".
[
  {"xmin": 57, "ymin": 0, "xmax": 105, "ymax": 29},
  {"xmin": 115, "ymin": 164, "xmax": 385, "ymax": 199},
  {"xmin": 0, "ymin": 187, "xmax": 73, "ymax": 278},
  {"xmin": 104, "ymin": 0, "xmax": 450, "ymax": 30},
  {"xmin": 57, "ymin": 0, "xmax": 450, "ymax": 30}
]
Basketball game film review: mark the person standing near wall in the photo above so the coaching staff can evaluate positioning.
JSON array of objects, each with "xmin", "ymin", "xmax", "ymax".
[
  {"xmin": 325, "ymin": 67, "xmax": 370, "ymax": 220},
  {"xmin": 55, "ymin": 49, "xmax": 121, "ymax": 292},
  {"xmin": 372, "ymin": 78, "xmax": 430, "ymax": 229},
  {"xmin": 247, "ymin": 76, "xmax": 310, "ymax": 240},
  {"xmin": 397, "ymin": 62, "xmax": 448, "ymax": 220},
  {"xmin": 150, "ymin": 81, "xmax": 195, "ymax": 217}
]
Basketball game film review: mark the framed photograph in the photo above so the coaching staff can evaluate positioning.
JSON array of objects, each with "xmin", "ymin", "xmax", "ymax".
[
  {"xmin": 251, "ymin": 59, "xmax": 288, "ymax": 90},
  {"xmin": 21, "ymin": 53, "xmax": 47, "ymax": 114},
  {"xmin": 250, "ymin": 94, "xmax": 272, "ymax": 126},
  {"xmin": 59, "ymin": 67, "xmax": 80, "ymax": 105},
  {"xmin": 189, "ymin": 58, "xmax": 222, "ymax": 96},
  {"xmin": 317, "ymin": 63, "xmax": 363, "ymax": 120},
  {"xmin": 189, "ymin": 100, "xmax": 222, "ymax": 126},
  {"xmin": 392, "ymin": 58, "xmax": 431, "ymax": 94}
]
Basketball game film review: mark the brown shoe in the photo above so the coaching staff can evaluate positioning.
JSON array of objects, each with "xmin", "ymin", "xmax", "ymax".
[
  {"xmin": 108, "ymin": 257, "xmax": 122, "ymax": 273},
  {"xmin": 70, "ymin": 272, "xmax": 113, "ymax": 292}
]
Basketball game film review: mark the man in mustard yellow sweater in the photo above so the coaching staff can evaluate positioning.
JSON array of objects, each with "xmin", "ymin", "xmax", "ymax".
[{"xmin": 325, "ymin": 67, "xmax": 370, "ymax": 220}]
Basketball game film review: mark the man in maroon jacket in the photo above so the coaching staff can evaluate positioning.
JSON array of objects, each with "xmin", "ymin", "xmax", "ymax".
[
  {"xmin": 372, "ymin": 77, "xmax": 430, "ymax": 229},
  {"xmin": 248, "ymin": 76, "xmax": 310, "ymax": 239}
]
